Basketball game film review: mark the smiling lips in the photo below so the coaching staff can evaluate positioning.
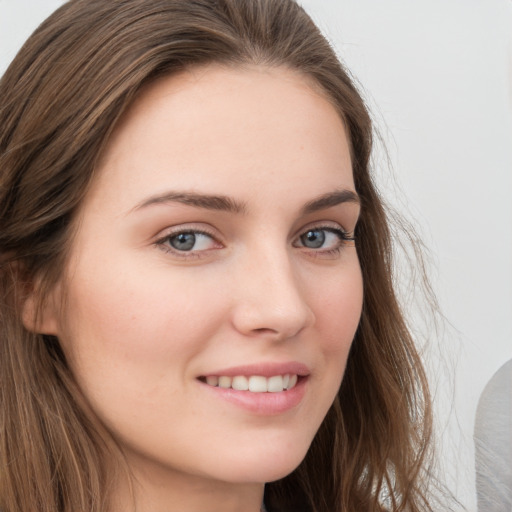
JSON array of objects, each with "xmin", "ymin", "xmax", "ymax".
[
  {"xmin": 198, "ymin": 362, "xmax": 310, "ymax": 414},
  {"xmin": 204, "ymin": 374, "xmax": 299, "ymax": 393},
  {"xmin": 199, "ymin": 364, "xmax": 309, "ymax": 414}
]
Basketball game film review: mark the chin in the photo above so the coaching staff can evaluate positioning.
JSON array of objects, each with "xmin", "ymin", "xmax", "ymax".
[{"xmin": 210, "ymin": 439, "xmax": 311, "ymax": 484}]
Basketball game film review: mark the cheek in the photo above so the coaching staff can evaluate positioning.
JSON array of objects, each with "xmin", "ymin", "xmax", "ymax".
[
  {"xmin": 58, "ymin": 261, "xmax": 226, "ymax": 392},
  {"xmin": 311, "ymin": 264, "xmax": 363, "ymax": 355},
  {"xmin": 56, "ymin": 265, "xmax": 232, "ymax": 452},
  {"xmin": 302, "ymin": 261, "xmax": 363, "ymax": 413}
]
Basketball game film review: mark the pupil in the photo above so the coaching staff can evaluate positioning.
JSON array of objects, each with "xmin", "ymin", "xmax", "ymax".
[
  {"xmin": 170, "ymin": 232, "xmax": 196, "ymax": 251},
  {"xmin": 302, "ymin": 230, "xmax": 325, "ymax": 248}
]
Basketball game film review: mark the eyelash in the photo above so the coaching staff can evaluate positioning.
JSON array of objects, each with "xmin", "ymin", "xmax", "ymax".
[
  {"xmin": 154, "ymin": 225, "xmax": 355, "ymax": 259},
  {"xmin": 294, "ymin": 226, "xmax": 355, "ymax": 257},
  {"xmin": 155, "ymin": 227, "xmax": 220, "ymax": 259}
]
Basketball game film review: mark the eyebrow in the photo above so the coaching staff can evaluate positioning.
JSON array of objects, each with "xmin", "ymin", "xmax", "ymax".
[
  {"xmin": 300, "ymin": 189, "xmax": 360, "ymax": 214},
  {"xmin": 132, "ymin": 188, "xmax": 359, "ymax": 215},
  {"xmin": 133, "ymin": 191, "xmax": 247, "ymax": 214}
]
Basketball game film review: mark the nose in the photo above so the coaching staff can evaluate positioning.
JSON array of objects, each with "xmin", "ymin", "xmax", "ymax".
[{"xmin": 230, "ymin": 247, "xmax": 315, "ymax": 341}]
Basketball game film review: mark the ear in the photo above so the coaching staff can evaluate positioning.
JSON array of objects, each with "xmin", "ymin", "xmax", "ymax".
[{"xmin": 21, "ymin": 279, "xmax": 61, "ymax": 336}]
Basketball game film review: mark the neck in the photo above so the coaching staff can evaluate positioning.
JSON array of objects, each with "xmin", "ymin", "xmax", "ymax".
[{"xmin": 110, "ymin": 458, "xmax": 265, "ymax": 512}]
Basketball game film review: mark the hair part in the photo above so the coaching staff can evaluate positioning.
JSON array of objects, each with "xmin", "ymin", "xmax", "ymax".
[{"xmin": 0, "ymin": 1, "xmax": 436, "ymax": 511}]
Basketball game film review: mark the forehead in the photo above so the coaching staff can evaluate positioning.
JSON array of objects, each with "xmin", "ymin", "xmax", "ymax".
[{"xmin": 87, "ymin": 64, "xmax": 354, "ymax": 213}]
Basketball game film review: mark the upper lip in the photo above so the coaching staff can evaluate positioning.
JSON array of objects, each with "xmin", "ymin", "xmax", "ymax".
[{"xmin": 200, "ymin": 361, "xmax": 310, "ymax": 378}]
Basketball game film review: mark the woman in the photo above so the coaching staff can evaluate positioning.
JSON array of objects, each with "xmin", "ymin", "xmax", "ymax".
[{"xmin": 0, "ymin": 0, "xmax": 437, "ymax": 511}]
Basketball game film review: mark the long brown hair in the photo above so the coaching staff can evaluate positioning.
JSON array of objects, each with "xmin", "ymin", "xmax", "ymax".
[{"xmin": 0, "ymin": 1, "xmax": 436, "ymax": 510}]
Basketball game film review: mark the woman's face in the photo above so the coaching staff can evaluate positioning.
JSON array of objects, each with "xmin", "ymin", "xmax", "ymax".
[{"xmin": 45, "ymin": 65, "xmax": 363, "ymax": 489}]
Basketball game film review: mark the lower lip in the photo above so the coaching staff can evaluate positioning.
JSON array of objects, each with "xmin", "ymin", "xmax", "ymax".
[{"xmin": 199, "ymin": 377, "xmax": 307, "ymax": 415}]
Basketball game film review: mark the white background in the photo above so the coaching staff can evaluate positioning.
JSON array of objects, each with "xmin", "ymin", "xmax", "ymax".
[{"xmin": 1, "ymin": 1, "xmax": 511, "ymax": 510}]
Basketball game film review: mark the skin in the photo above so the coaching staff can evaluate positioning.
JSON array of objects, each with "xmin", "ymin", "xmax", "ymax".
[{"xmin": 36, "ymin": 65, "xmax": 363, "ymax": 512}]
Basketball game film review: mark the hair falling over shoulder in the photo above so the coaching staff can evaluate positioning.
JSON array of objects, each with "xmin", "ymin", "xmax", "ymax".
[{"xmin": 0, "ymin": 1, "xmax": 445, "ymax": 510}]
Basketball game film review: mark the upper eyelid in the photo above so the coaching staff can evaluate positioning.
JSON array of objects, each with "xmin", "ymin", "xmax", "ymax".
[
  {"xmin": 293, "ymin": 226, "xmax": 353, "ymax": 245},
  {"xmin": 292, "ymin": 220, "xmax": 352, "ymax": 239},
  {"xmin": 153, "ymin": 219, "xmax": 355, "ymax": 246},
  {"xmin": 154, "ymin": 228, "xmax": 222, "ymax": 259},
  {"xmin": 153, "ymin": 225, "xmax": 223, "ymax": 256},
  {"xmin": 154, "ymin": 223, "xmax": 220, "ymax": 241}
]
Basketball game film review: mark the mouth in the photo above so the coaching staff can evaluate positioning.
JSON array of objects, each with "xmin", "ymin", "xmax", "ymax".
[
  {"xmin": 198, "ymin": 374, "xmax": 300, "ymax": 393},
  {"xmin": 197, "ymin": 362, "xmax": 310, "ymax": 414}
]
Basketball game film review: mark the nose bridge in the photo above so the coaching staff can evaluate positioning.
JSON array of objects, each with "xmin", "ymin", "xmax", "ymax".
[{"xmin": 231, "ymin": 240, "xmax": 315, "ymax": 339}]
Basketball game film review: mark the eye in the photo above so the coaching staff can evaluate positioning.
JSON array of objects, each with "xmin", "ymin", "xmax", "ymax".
[
  {"xmin": 294, "ymin": 226, "xmax": 354, "ymax": 252},
  {"xmin": 156, "ymin": 229, "xmax": 221, "ymax": 255},
  {"xmin": 168, "ymin": 232, "xmax": 211, "ymax": 251}
]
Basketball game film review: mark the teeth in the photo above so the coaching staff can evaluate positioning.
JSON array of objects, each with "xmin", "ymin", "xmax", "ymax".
[
  {"xmin": 267, "ymin": 375, "xmax": 283, "ymax": 393},
  {"xmin": 206, "ymin": 376, "xmax": 219, "ymax": 386},
  {"xmin": 248, "ymin": 376, "xmax": 267, "ymax": 392},
  {"xmin": 218, "ymin": 376, "xmax": 232, "ymax": 389},
  {"xmin": 204, "ymin": 374, "xmax": 299, "ymax": 392},
  {"xmin": 232, "ymin": 375, "xmax": 249, "ymax": 391}
]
